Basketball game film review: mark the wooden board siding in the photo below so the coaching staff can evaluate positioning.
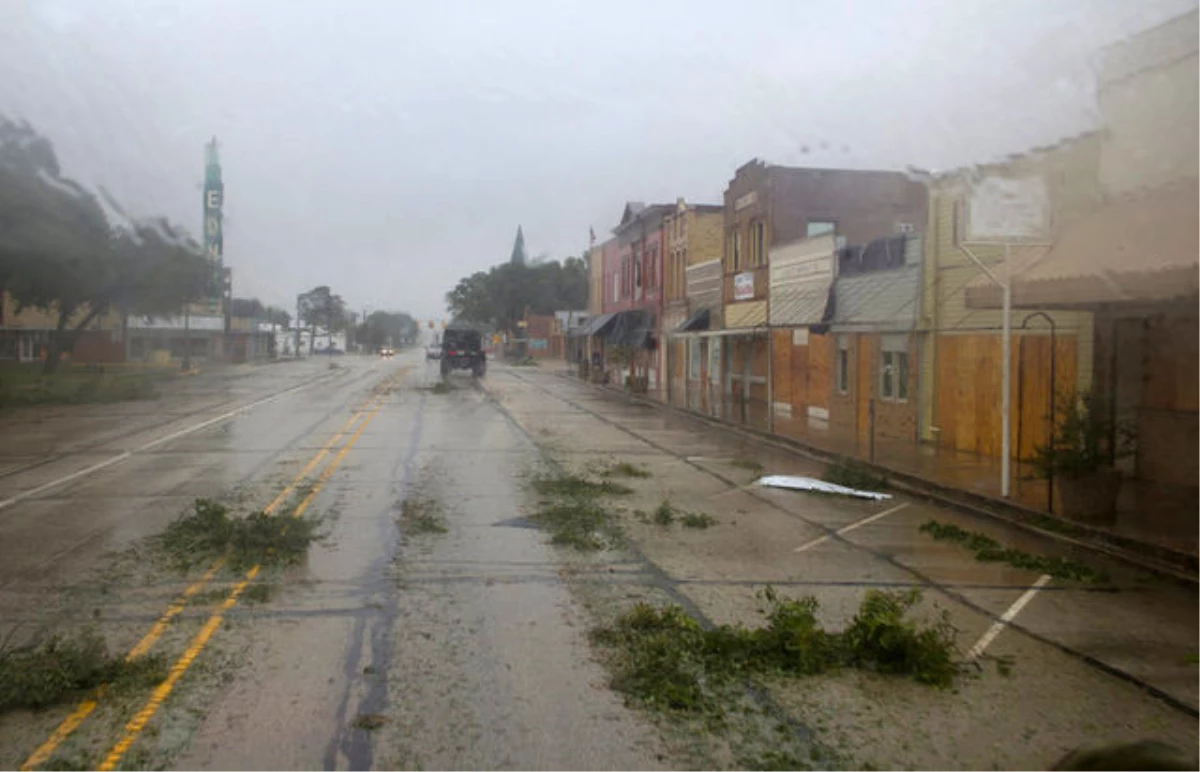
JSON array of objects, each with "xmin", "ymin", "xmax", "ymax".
[
  {"xmin": 934, "ymin": 333, "xmax": 1078, "ymax": 459},
  {"xmin": 808, "ymin": 333, "xmax": 831, "ymax": 411},
  {"xmin": 772, "ymin": 330, "xmax": 792, "ymax": 406},
  {"xmin": 1015, "ymin": 334, "xmax": 1079, "ymax": 459},
  {"xmin": 790, "ymin": 342, "xmax": 809, "ymax": 416}
]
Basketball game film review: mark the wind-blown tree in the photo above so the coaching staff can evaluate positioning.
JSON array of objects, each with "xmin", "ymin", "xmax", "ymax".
[
  {"xmin": 1, "ymin": 118, "xmax": 209, "ymax": 373},
  {"xmin": 445, "ymin": 252, "xmax": 588, "ymax": 331},
  {"xmin": 230, "ymin": 297, "xmax": 267, "ymax": 319},
  {"xmin": 264, "ymin": 306, "xmax": 291, "ymax": 328},
  {"xmin": 298, "ymin": 285, "xmax": 348, "ymax": 352},
  {"xmin": 356, "ymin": 310, "xmax": 417, "ymax": 349}
]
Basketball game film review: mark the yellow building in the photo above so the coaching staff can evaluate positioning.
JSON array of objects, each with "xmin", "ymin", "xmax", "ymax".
[
  {"xmin": 917, "ymin": 133, "xmax": 1102, "ymax": 461},
  {"xmin": 661, "ymin": 198, "xmax": 722, "ymax": 408}
]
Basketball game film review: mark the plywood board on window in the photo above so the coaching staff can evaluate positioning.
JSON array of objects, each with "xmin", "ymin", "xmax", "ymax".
[
  {"xmin": 790, "ymin": 341, "xmax": 809, "ymax": 415},
  {"xmin": 772, "ymin": 330, "xmax": 792, "ymax": 404},
  {"xmin": 1016, "ymin": 334, "xmax": 1078, "ymax": 459},
  {"xmin": 936, "ymin": 333, "xmax": 1078, "ymax": 460},
  {"xmin": 807, "ymin": 333, "xmax": 831, "ymax": 410}
]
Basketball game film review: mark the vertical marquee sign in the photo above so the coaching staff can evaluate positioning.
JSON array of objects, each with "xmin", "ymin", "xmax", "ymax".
[{"xmin": 203, "ymin": 137, "xmax": 224, "ymax": 314}]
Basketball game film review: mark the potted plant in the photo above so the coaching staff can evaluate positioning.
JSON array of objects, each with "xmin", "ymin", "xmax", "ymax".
[{"xmin": 1030, "ymin": 391, "xmax": 1135, "ymax": 524}]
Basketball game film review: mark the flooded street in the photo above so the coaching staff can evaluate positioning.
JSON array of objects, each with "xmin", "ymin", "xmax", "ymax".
[{"xmin": 0, "ymin": 351, "xmax": 1195, "ymax": 770}]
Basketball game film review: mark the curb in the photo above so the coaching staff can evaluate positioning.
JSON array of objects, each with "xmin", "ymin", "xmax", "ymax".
[{"xmin": 546, "ymin": 369, "xmax": 1199, "ymax": 587}]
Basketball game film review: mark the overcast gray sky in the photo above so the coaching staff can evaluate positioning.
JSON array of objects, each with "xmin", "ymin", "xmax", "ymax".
[{"xmin": 1, "ymin": 0, "xmax": 1194, "ymax": 318}]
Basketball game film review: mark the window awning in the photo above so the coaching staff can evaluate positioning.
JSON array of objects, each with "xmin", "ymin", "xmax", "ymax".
[
  {"xmin": 675, "ymin": 308, "xmax": 710, "ymax": 332},
  {"xmin": 965, "ymin": 183, "xmax": 1199, "ymax": 309},
  {"xmin": 569, "ymin": 312, "xmax": 617, "ymax": 337},
  {"xmin": 605, "ymin": 309, "xmax": 656, "ymax": 348}
]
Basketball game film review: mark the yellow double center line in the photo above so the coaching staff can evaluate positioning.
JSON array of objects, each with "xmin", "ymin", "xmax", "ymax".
[{"xmin": 22, "ymin": 383, "xmax": 393, "ymax": 771}]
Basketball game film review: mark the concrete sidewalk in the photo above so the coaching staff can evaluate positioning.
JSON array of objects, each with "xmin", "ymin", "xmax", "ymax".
[{"xmin": 540, "ymin": 359, "xmax": 1197, "ymax": 581}]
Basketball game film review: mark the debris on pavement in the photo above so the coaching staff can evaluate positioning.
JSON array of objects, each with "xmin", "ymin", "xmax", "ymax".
[{"xmin": 756, "ymin": 474, "xmax": 893, "ymax": 501}]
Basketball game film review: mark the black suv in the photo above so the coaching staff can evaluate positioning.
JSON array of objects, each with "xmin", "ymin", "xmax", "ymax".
[{"xmin": 439, "ymin": 328, "xmax": 487, "ymax": 378}]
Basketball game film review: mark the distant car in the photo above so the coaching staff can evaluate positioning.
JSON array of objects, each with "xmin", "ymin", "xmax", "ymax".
[
  {"xmin": 425, "ymin": 345, "xmax": 441, "ymax": 360},
  {"xmin": 380, "ymin": 347, "xmax": 394, "ymax": 358}
]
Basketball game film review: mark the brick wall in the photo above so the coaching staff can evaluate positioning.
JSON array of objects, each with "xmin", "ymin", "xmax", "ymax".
[
  {"xmin": 827, "ymin": 332, "xmax": 919, "ymax": 444},
  {"xmin": 829, "ymin": 334, "xmax": 856, "ymax": 436},
  {"xmin": 689, "ymin": 210, "xmax": 723, "ymax": 266},
  {"xmin": 722, "ymin": 161, "xmax": 930, "ymax": 321},
  {"xmin": 872, "ymin": 335, "xmax": 920, "ymax": 443}
]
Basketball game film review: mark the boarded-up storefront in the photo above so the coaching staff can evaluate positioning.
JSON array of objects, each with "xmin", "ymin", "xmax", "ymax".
[{"xmin": 829, "ymin": 235, "xmax": 924, "ymax": 448}]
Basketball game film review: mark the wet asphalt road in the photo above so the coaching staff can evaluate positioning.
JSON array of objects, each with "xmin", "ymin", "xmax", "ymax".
[
  {"xmin": 0, "ymin": 353, "xmax": 662, "ymax": 771},
  {"xmin": 0, "ymin": 350, "xmax": 1195, "ymax": 770}
]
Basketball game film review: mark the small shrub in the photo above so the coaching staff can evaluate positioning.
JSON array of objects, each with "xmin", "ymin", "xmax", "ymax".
[
  {"xmin": 399, "ymin": 496, "xmax": 448, "ymax": 535},
  {"xmin": 653, "ymin": 500, "xmax": 676, "ymax": 526},
  {"xmin": 681, "ymin": 512, "xmax": 717, "ymax": 529},
  {"xmin": 591, "ymin": 587, "xmax": 962, "ymax": 714},
  {"xmin": 839, "ymin": 589, "xmax": 958, "ymax": 688},
  {"xmin": 822, "ymin": 460, "xmax": 888, "ymax": 491},
  {"xmin": 531, "ymin": 473, "xmax": 632, "ymax": 499},
  {"xmin": 0, "ymin": 630, "xmax": 166, "ymax": 713},
  {"xmin": 533, "ymin": 499, "xmax": 620, "ymax": 551},
  {"xmin": 528, "ymin": 471, "xmax": 630, "ymax": 551},
  {"xmin": 159, "ymin": 499, "xmax": 322, "ymax": 570},
  {"xmin": 603, "ymin": 461, "xmax": 651, "ymax": 479},
  {"xmin": 591, "ymin": 604, "xmax": 713, "ymax": 712},
  {"xmin": 353, "ymin": 713, "xmax": 389, "ymax": 731}
]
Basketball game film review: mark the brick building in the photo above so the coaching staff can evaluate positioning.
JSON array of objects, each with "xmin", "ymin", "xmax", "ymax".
[
  {"xmin": 608, "ymin": 202, "xmax": 671, "ymax": 393},
  {"xmin": 661, "ymin": 198, "xmax": 723, "ymax": 408},
  {"xmin": 826, "ymin": 235, "xmax": 924, "ymax": 448},
  {"xmin": 720, "ymin": 160, "xmax": 928, "ymax": 429}
]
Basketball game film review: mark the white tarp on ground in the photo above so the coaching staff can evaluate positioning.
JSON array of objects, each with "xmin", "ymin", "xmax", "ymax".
[{"xmin": 756, "ymin": 475, "xmax": 892, "ymax": 501}]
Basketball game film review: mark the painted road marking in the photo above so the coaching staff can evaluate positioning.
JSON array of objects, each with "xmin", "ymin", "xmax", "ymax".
[
  {"xmin": 968, "ymin": 574, "xmax": 1053, "ymax": 659},
  {"xmin": 20, "ymin": 389, "xmax": 388, "ymax": 772},
  {"xmin": 793, "ymin": 503, "xmax": 909, "ymax": 553},
  {"xmin": 95, "ymin": 403, "xmax": 384, "ymax": 771},
  {"xmin": 97, "ymin": 567, "xmax": 261, "ymax": 772},
  {"xmin": 0, "ymin": 370, "xmax": 344, "ymax": 512}
]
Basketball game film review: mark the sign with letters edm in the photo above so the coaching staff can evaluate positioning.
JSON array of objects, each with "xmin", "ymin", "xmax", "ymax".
[{"xmin": 203, "ymin": 138, "xmax": 225, "ymax": 309}]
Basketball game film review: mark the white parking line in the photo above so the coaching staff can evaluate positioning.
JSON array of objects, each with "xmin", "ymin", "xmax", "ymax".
[
  {"xmin": 792, "ymin": 503, "xmax": 909, "ymax": 553},
  {"xmin": 968, "ymin": 574, "xmax": 1053, "ymax": 659},
  {"xmin": 0, "ymin": 372, "xmax": 339, "ymax": 512}
]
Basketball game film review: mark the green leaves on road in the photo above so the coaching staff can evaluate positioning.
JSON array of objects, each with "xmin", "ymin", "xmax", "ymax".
[
  {"xmin": 0, "ymin": 629, "xmax": 166, "ymax": 714},
  {"xmin": 918, "ymin": 520, "xmax": 1110, "ymax": 583},
  {"xmin": 822, "ymin": 460, "xmax": 889, "ymax": 491},
  {"xmin": 157, "ymin": 498, "xmax": 323, "ymax": 571},
  {"xmin": 529, "ymin": 472, "xmax": 632, "ymax": 551},
  {"xmin": 592, "ymin": 587, "xmax": 960, "ymax": 717},
  {"xmin": 397, "ymin": 495, "xmax": 448, "ymax": 535}
]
